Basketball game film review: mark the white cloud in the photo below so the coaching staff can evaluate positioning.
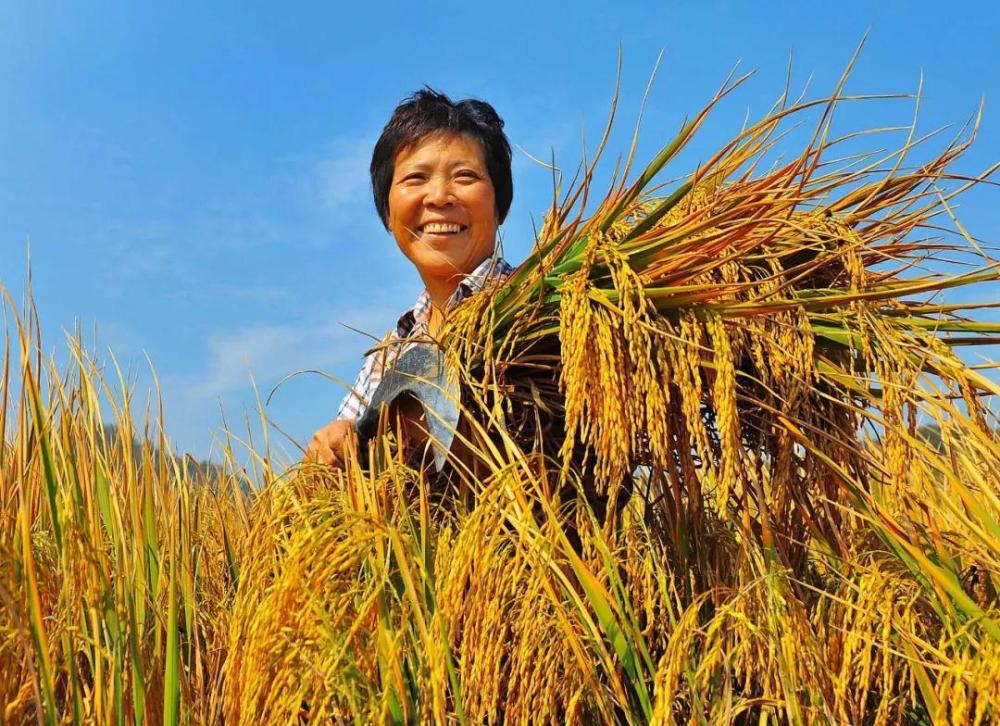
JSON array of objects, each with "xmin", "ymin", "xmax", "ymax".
[
  {"xmin": 313, "ymin": 136, "xmax": 376, "ymax": 212},
  {"xmin": 92, "ymin": 220, "xmax": 184, "ymax": 280},
  {"xmin": 180, "ymin": 305, "xmax": 392, "ymax": 404},
  {"xmin": 156, "ymin": 304, "xmax": 397, "ymax": 458},
  {"xmin": 166, "ymin": 281, "xmax": 295, "ymax": 307}
]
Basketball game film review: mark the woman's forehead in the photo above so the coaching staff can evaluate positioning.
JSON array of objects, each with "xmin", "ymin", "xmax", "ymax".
[{"xmin": 394, "ymin": 132, "xmax": 486, "ymax": 168}]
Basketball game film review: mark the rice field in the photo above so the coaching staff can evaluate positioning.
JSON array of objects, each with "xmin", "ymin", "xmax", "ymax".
[{"xmin": 2, "ymin": 60, "xmax": 1000, "ymax": 724}]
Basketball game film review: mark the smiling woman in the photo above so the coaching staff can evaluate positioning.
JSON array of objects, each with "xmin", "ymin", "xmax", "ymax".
[
  {"xmin": 388, "ymin": 133, "xmax": 500, "ymax": 307},
  {"xmin": 305, "ymin": 88, "xmax": 514, "ymax": 467}
]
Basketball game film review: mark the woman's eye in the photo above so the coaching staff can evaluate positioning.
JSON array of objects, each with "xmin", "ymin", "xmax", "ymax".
[{"xmin": 457, "ymin": 170, "xmax": 480, "ymax": 179}]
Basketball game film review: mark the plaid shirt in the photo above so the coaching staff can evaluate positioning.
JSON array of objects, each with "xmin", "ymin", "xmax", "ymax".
[{"xmin": 337, "ymin": 255, "xmax": 513, "ymax": 421}]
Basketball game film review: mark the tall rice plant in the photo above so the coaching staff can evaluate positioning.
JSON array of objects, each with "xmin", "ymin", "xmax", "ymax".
[{"xmin": 0, "ymin": 291, "xmax": 252, "ymax": 724}]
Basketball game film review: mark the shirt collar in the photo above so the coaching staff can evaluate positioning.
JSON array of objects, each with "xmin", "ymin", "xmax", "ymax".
[{"xmin": 395, "ymin": 254, "xmax": 510, "ymax": 338}]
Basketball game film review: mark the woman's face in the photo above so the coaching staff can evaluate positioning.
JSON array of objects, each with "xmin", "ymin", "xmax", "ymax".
[{"xmin": 387, "ymin": 132, "xmax": 498, "ymax": 287}]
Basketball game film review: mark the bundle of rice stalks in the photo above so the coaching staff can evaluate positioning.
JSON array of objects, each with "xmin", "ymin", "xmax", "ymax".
[{"xmin": 443, "ymin": 58, "xmax": 1000, "ymax": 589}]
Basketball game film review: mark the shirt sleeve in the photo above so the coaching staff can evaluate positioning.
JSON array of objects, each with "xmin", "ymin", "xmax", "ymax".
[
  {"xmin": 336, "ymin": 350, "xmax": 377, "ymax": 421},
  {"xmin": 335, "ymin": 258, "xmax": 511, "ymax": 422}
]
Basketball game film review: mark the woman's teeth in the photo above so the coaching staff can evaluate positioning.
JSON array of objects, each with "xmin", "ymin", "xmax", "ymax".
[{"xmin": 421, "ymin": 223, "xmax": 463, "ymax": 234}]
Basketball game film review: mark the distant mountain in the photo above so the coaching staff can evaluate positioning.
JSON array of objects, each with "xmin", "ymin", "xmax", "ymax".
[{"xmin": 99, "ymin": 423, "xmax": 225, "ymax": 483}]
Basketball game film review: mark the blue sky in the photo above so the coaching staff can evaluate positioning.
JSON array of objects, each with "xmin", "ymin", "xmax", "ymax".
[{"xmin": 2, "ymin": 1, "xmax": 998, "ymax": 460}]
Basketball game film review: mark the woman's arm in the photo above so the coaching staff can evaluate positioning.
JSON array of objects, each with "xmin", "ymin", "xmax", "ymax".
[
  {"xmin": 305, "ymin": 396, "xmax": 430, "ymax": 468},
  {"xmin": 306, "ymin": 344, "xmax": 382, "ymax": 466}
]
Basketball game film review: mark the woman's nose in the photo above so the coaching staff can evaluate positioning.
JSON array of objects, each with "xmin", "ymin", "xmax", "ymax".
[{"xmin": 424, "ymin": 177, "xmax": 454, "ymax": 207}]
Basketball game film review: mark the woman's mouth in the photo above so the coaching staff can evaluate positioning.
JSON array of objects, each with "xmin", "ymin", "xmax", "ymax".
[{"xmin": 419, "ymin": 222, "xmax": 467, "ymax": 236}]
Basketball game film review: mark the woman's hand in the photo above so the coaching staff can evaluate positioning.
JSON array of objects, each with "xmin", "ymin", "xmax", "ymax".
[{"xmin": 305, "ymin": 419, "xmax": 356, "ymax": 467}]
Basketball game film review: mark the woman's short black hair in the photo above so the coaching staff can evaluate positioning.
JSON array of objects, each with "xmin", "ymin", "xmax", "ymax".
[{"xmin": 371, "ymin": 88, "xmax": 513, "ymax": 229}]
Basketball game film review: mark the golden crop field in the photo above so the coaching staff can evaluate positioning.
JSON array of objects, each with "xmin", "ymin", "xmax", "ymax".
[{"xmin": 3, "ymin": 60, "xmax": 1000, "ymax": 724}]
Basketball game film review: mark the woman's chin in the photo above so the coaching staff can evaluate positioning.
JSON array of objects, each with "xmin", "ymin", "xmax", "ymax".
[
  {"xmin": 416, "ymin": 258, "xmax": 468, "ymax": 279},
  {"xmin": 400, "ymin": 233, "xmax": 495, "ymax": 284},
  {"xmin": 416, "ymin": 231, "xmax": 469, "ymax": 251},
  {"xmin": 407, "ymin": 245, "xmax": 486, "ymax": 276}
]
